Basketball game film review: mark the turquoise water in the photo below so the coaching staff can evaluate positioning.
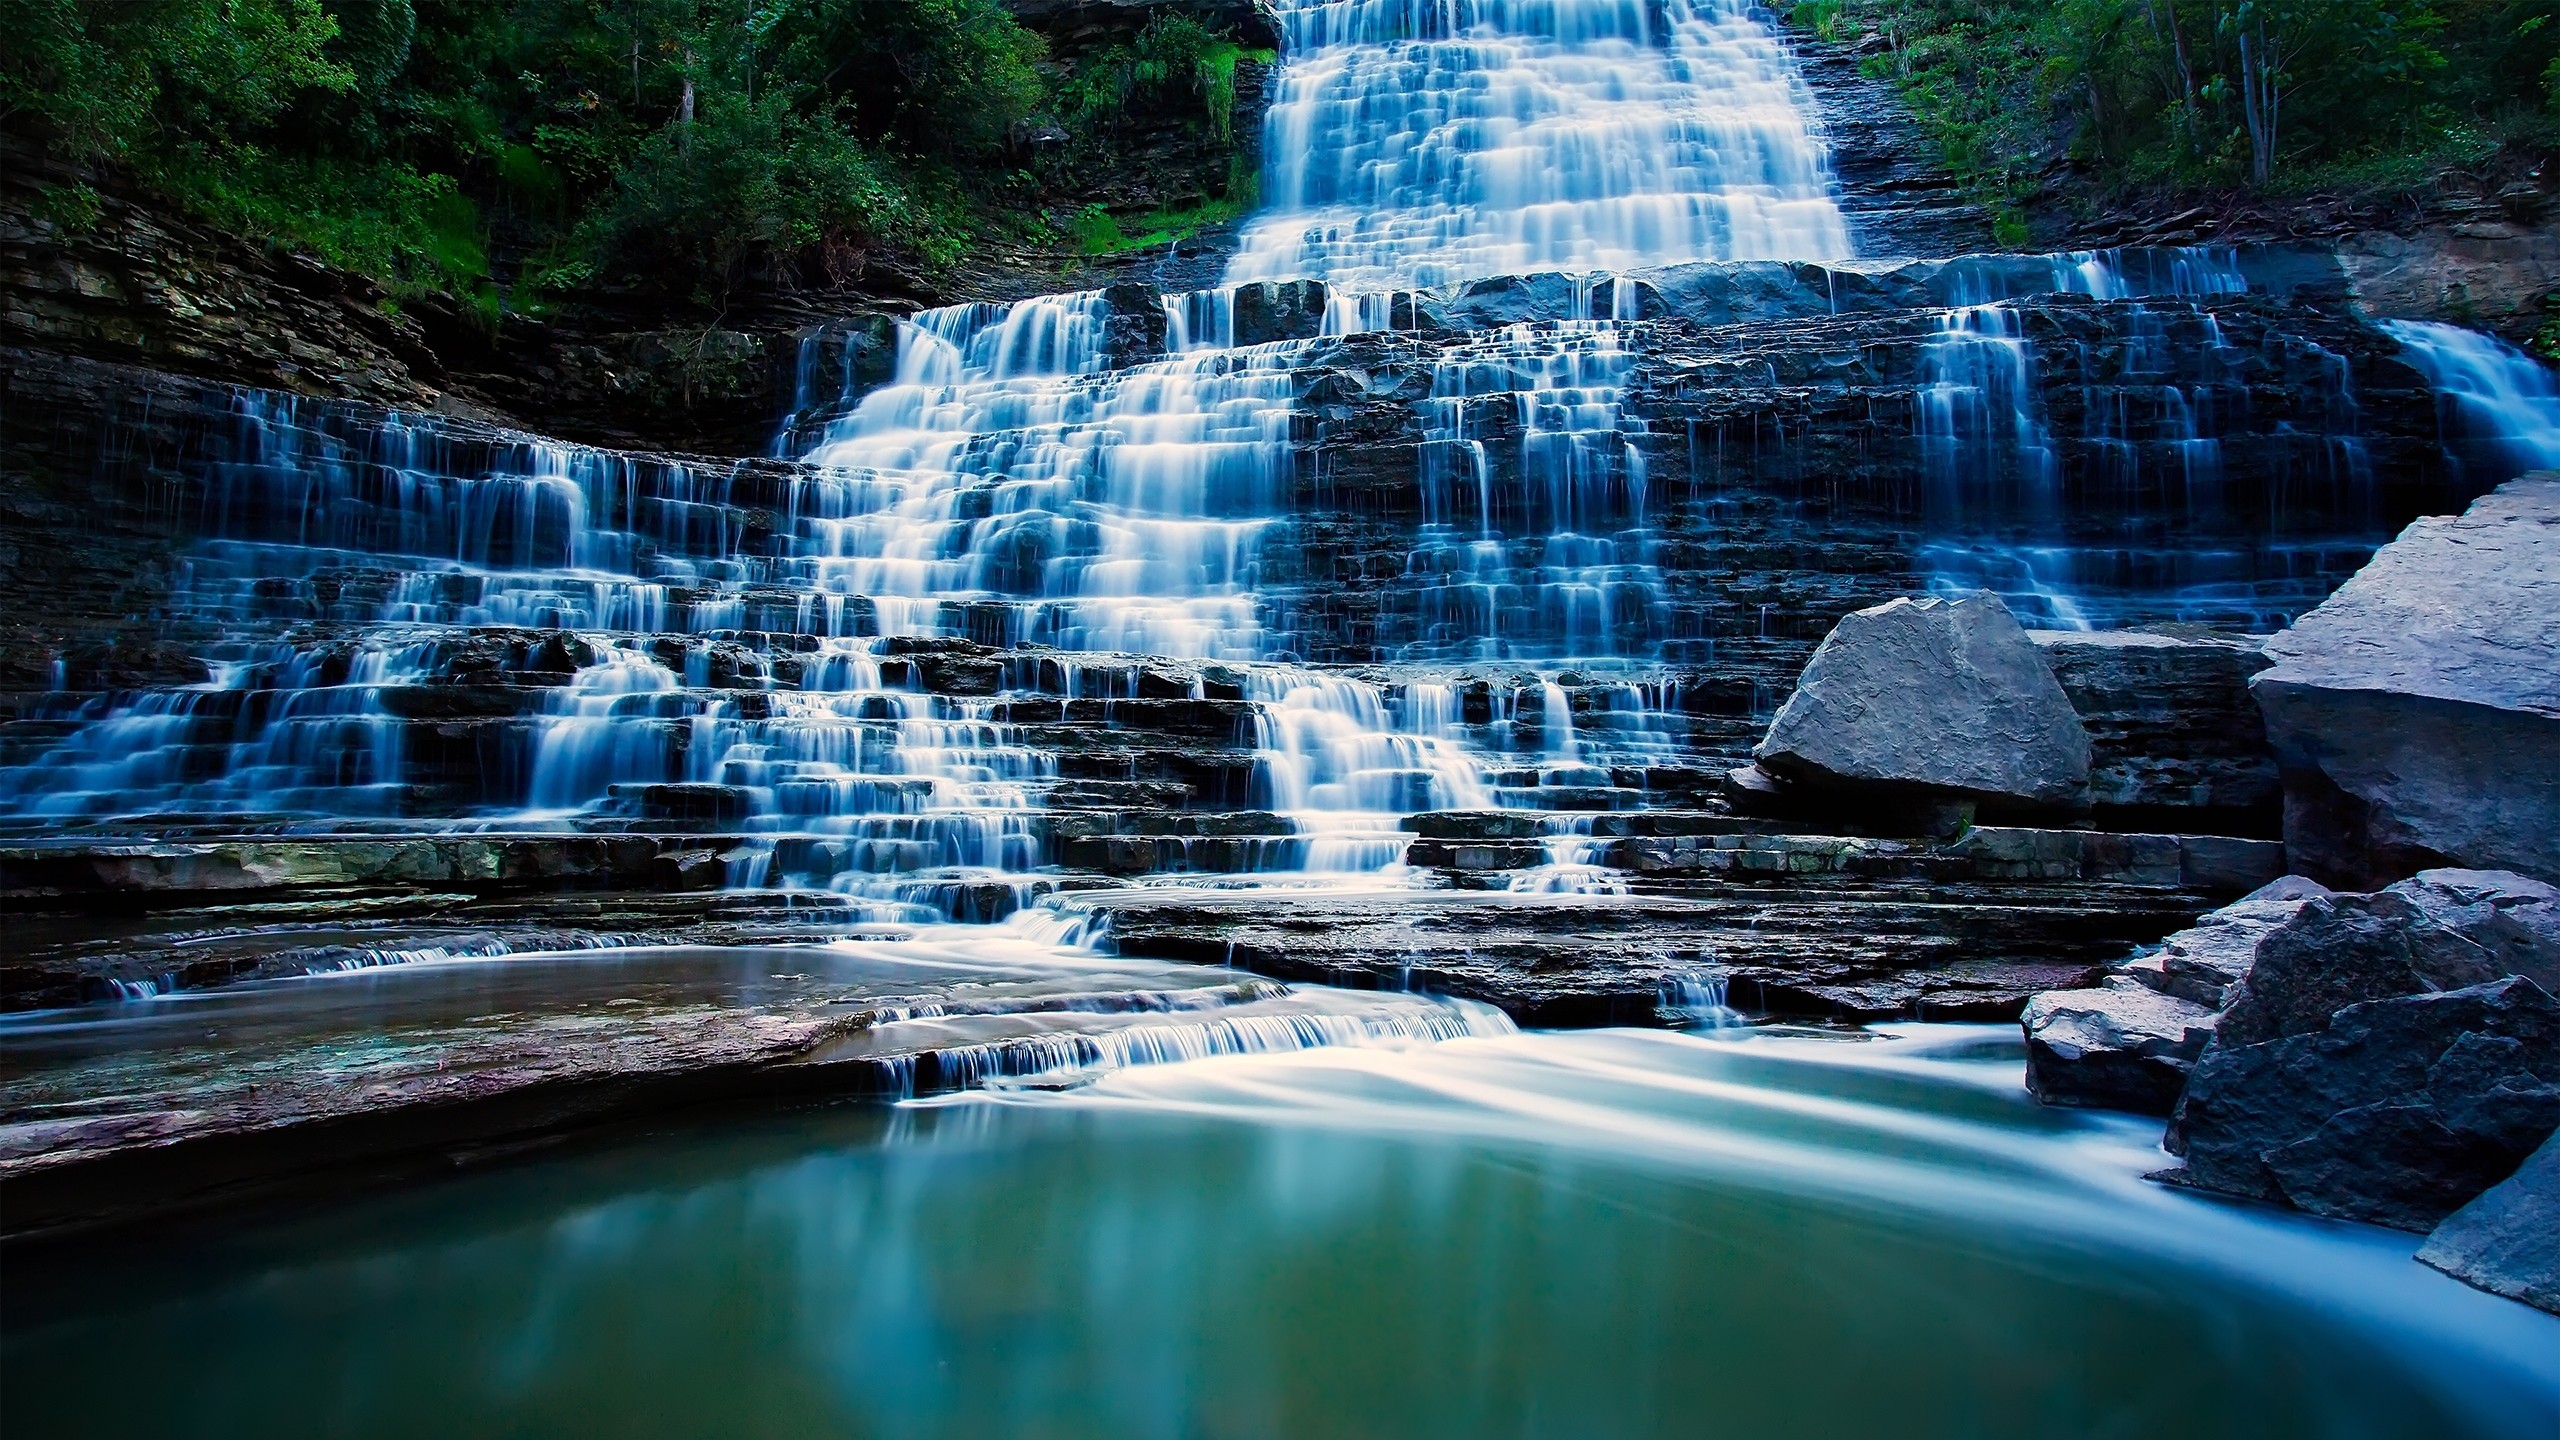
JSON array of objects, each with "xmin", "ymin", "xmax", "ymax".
[{"xmin": 7, "ymin": 1025, "xmax": 2556, "ymax": 1438}]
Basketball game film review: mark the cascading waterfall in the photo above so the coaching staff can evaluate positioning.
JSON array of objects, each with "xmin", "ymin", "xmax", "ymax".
[
  {"xmin": 1230, "ymin": 0, "xmax": 1853, "ymax": 288},
  {"xmin": 9, "ymin": 0, "xmax": 2555, "ymax": 916},
  {"xmin": 2380, "ymin": 319, "xmax": 2560, "ymax": 482}
]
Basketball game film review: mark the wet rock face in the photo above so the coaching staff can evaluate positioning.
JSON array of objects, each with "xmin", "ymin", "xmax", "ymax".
[
  {"xmin": 1753, "ymin": 593, "xmax": 2091, "ymax": 808},
  {"xmin": 2251, "ymin": 474, "xmax": 2560, "ymax": 888},
  {"xmin": 0, "ymin": 936, "xmax": 1494, "ymax": 1239},
  {"xmin": 1778, "ymin": 31, "xmax": 1995, "ymax": 259},
  {"xmin": 1086, "ymin": 878, "xmax": 2205, "ymax": 1026},
  {"xmin": 2167, "ymin": 976, "xmax": 2560, "ymax": 1230},
  {"xmin": 2418, "ymin": 1127, "xmax": 2560, "ymax": 1315},
  {"xmin": 2031, "ymin": 630, "xmax": 2278, "ymax": 834}
]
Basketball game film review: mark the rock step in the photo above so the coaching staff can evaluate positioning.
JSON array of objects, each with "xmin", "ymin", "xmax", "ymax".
[
  {"xmin": 1073, "ymin": 885, "xmax": 2217, "ymax": 1026},
  {"xmin": 0, "ymin": 949, "xmax": 1501, "ymax": 1239}
]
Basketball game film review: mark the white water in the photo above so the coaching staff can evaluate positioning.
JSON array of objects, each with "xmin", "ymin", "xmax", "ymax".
[
  {"xmin": 1231, "ymin": 0, "xmax": 1852, "ymax": 289},
  {"xmin": 2381, "ymin": 319, "xmax": 2560, "ymax": 478}
]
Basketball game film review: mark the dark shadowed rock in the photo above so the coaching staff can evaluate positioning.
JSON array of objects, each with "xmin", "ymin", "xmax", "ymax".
[
  {"xmin": 1230, "ymin": 280, "xmax": 1328, "ymax": 345},
  {"xmin": 2143, "ymin": 875, "xmax": 2336, "ymax": 1008},
  {"xmin": 2166, "ymin": 977, "xmax": 2560, "ymax": 1229},
  {"xmin": 2251, "ymin": 474, "xmax": 2560, "ymax": 887},
  {"xmin": 2419, "ymin": 1126, "xmax": 2560, "ymax": 1315},
  {"xmin": 2213, "ymin": 892, "xmax": 2507, "ymax": 1050},
  {"xmin": 2214, "ymin": 869, "xmax": 2560, "ymax": 1050},
  {"xmin": 1754, "ymin": 593, "xmax": 2091, "ymax": 808}
]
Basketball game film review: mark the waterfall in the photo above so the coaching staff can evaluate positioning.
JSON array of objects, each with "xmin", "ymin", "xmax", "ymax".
[
  {"xmin": 5, "ymin": 4, "xmax": 2518, "ymax": 915},
  {"xmin": 2379, "ymin": 320, "xmax": 2560, "ymax": 483},
  {"xmin": 1231, "ymin": 0, "xmax": 1853, "ymax": 290}
]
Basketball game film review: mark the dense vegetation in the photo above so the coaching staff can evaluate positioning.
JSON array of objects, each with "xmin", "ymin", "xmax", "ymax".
[
  {"xmin": 1788, "ymin": 0, "xmax": 2560, "ymax": 237},
  {"xmin": 0, "ymin": 0, "xmax": 1265, "ymax": 315}
]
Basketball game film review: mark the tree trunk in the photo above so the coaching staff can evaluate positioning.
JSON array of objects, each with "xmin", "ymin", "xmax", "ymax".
[
  {"xmin": 2150, "ymin": 0, "xmax": 2200, "ymax": 152},
  {"xmin": 2238, "ymin": 22, "xmax": 2273, "ymax": 186}
]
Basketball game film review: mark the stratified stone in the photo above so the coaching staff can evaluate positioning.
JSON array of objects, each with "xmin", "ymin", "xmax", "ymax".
[
  {"xmin": 2418, "ymin": 1126, "xmax": 2560, "ymax": 1315},
  {"xmin": 2029, "ymin": 628, "xmax": 2278, "ymax": 828},
  {"xmin": 1754, "ymin": 593, "xmax": 2091, "ymax": 808},
  {"xmin": 2251, "ymin": 473, "xmax": 2560, "ymax": 887},
  {"xmin": 2166, "ymin": 977, "xmax": 2560, "ymax": 1230},
  {"xmin": 2022, "ymin": 975, "xmax": 2219, "ymax": 1113}
]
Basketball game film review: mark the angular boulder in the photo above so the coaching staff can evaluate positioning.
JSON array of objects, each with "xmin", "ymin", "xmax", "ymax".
[
  {"xmin": 2215, "ymin": 871, "xmax": 2560, "ymax": 1050},
  {"xmin": 1754, "ymin": 592, "xmax": 2091, "ymax": 809},
  {"xmin": 2143, "ymin": 875, "xmax": 2337, "ymax": 1008},
  {"xmin": 2021, "ymin": 876, "xmax": 2329, "ymax": 1113},
  {"xmin": 2418, "ymin": 1126, "xmax": 2560, "ymax": 1315},
  {"xmin": 2250, "ymin": 473, "xmax": 2560, "ymax": 888},
  {"xmin": 2167, "ymin": 977, "xmax": 2560, "ymax": 1230},
  {"xmin": 2163, "ymin": 870, "xmax": 2560, "ymax": 1226}
]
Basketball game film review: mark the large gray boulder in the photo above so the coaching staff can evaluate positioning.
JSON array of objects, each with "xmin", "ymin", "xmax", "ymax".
[
  {"xmin": 2419, "ymin": 1126, "xmax": 2560, "ymax": 1315},
  {"xmin": 2021, "ymin": 876, "xmax": 2330, "ymax": 1113},
  {"xmin": 2250, "ymin": 473, "xmax": 2560, "ymax": 888},
  {"xmin": 1754, "ymin": 592, "xmax": 2091, "ymax": 809}
]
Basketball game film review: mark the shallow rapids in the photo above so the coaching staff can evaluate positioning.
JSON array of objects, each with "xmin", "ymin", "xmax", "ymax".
[{"xmin": 7, "ymin": 1024, "xmax": 2553, "ymax": 1437}]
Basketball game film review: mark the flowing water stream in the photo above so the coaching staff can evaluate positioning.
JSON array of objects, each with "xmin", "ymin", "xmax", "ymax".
[{"xmin": 6, "ymin": 1023, "xmax": 2555, "ymax": 1437}]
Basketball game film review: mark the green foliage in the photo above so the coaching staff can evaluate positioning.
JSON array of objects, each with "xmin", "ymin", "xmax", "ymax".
[
  {"xmin": 1797, "ymin": 0, "xmax": 2560, "ymax": 205},
  {"xmin": 1056, "ymin": 14, "xmax": 1264, "ymax": 140},
  {"xmin": 29, "ymin": 181, "xmax": 105, "ymax": 233},
  {"xmin": 762, "ymin": 0, "xmax": 1046, "ymax": 157},
  {"xmin": 1, "ymin": 0, "xmax": 355, "ymax": 156},
  {"xmin": 590, "ymin": 86, "xmax": 953, "ymax": 291},
  {"xmin": 153, "ymin": 148, "xmax": 491, "ymax": 292},
  {"xmin": 0, "ymin": 0, "xmax": 1231, "ymax": 308}
]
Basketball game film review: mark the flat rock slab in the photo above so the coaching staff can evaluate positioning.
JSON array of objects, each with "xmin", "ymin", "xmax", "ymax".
[
  {"xmin": 2019, "ymin": 876, "xmax": 2331, "ymax": 1115},
  {"xmin": 0, "ymin": 936, "xmax": 1498, "ymax": 1239},
  {"xmin": 2252, "ymin": 472, "xmax": 2560, "ymax": 885},
  {"xmin": 1078, "ymin": 882, "xmax": 2208, "ymax": 1025}
]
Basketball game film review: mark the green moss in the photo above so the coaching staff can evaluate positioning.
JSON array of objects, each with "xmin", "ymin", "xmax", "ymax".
[{"xmin": 1073, "ymin": 193, "xmax": 1253, "ymax": 255}]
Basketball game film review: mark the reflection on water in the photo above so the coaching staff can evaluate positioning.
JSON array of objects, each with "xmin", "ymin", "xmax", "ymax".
[{"xmin": 6, "ymin": 1026, "xmax": 2555, "ymax": 1438}]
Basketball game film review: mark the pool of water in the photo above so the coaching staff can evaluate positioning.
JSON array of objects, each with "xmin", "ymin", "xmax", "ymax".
[{"xmin": 6, "ymin": 1024, "xmax": 2555, "ymax": 1438}]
